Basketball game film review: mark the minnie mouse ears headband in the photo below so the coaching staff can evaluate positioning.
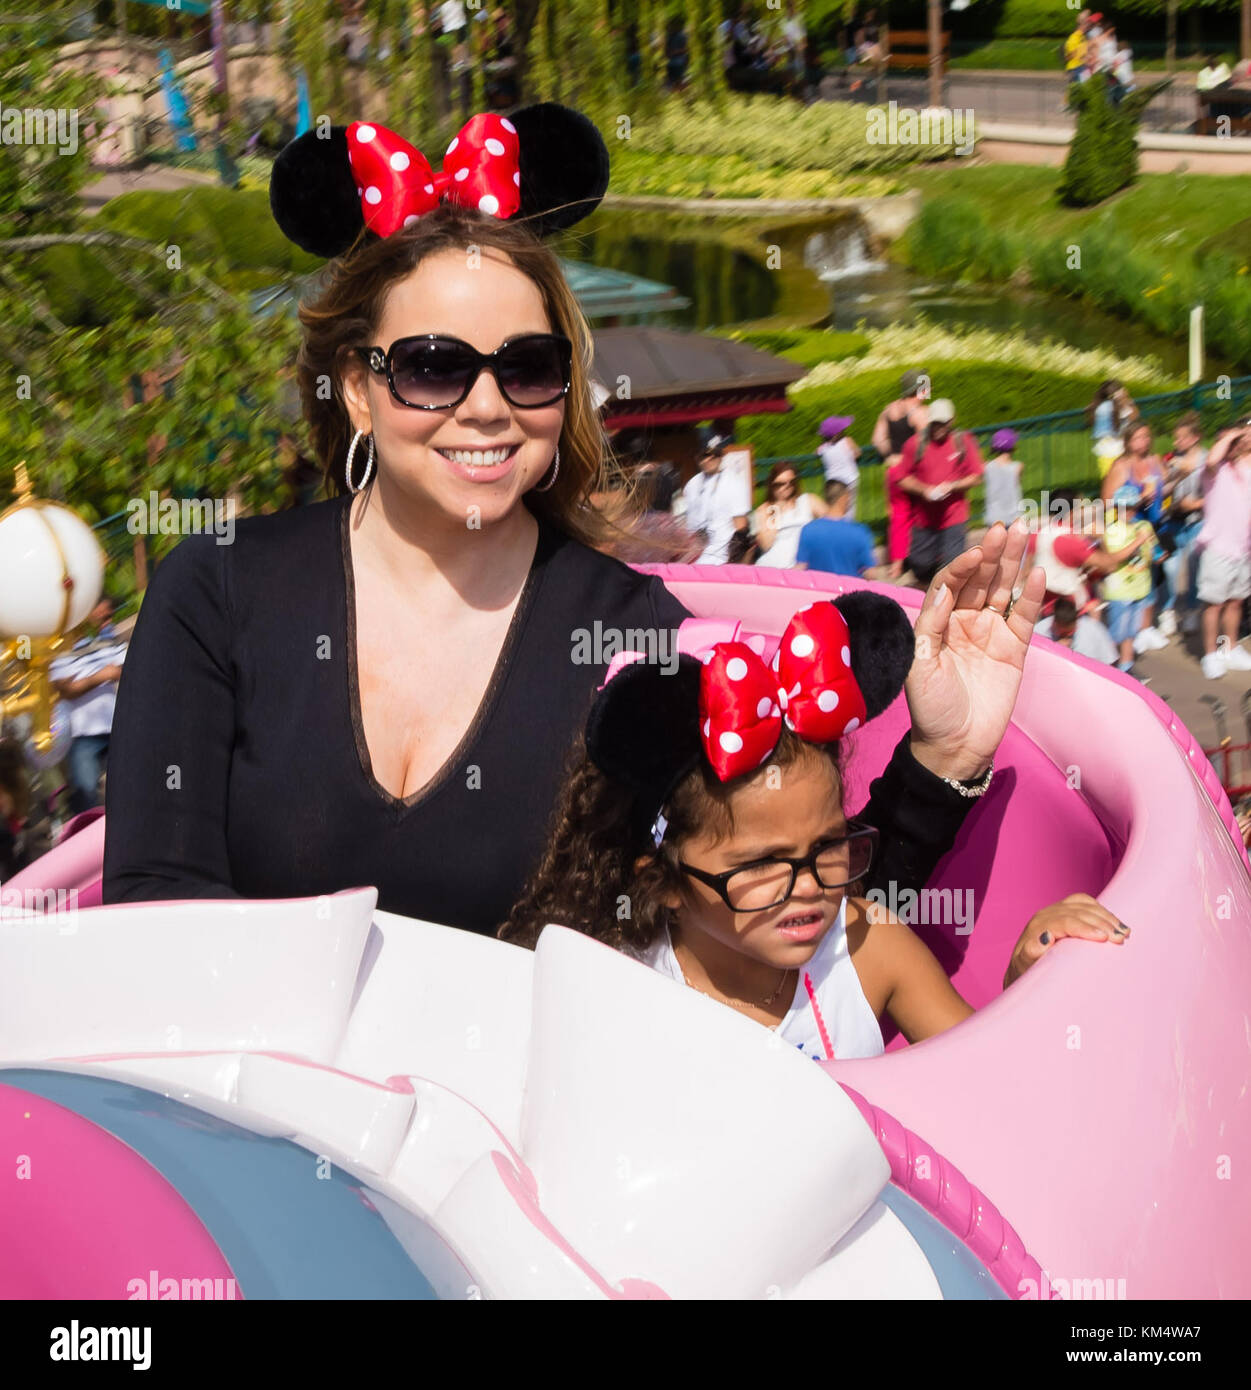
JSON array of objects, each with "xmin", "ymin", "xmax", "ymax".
[
  {"xmin": 269, "ymin": 102, "xmax": 610, "ymax": 259},
  {"xmin": 586, "ymin": 594, "xmax": 915, "ymax": 847}
]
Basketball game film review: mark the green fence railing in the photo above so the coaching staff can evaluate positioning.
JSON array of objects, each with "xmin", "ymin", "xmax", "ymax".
[{"xmin": 754, "ymin": 375, "xmax": 1251, "ymax": 541}]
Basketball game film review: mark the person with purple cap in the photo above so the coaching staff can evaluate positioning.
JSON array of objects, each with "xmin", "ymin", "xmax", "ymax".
[
  {"xmin": 817, "ymin": 415, "xmax": 861, "ymax": 520},
  {"xmin": 983, "ymin": 428, "xmax": 1024, "ymax": 529}
]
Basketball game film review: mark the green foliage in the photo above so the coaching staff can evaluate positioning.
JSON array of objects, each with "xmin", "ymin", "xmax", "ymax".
[
  {"xmin": 995, "ymin": 0, "xmax": 1076, "ymax": 39},
  {"xmin": 0, "ymin": 15, "xmax": 101, "ymax": 238},
  {"xmin": 610, "ymin": 95, "xmax": 950, "ymax": 201},
  {"xmin": 1059, "ymin": 74, "xmax": 1170, "ymax": 207},
  {"xmin": 610, "ymin": 150, "xmax": 896, "ymax": 200},
  {"xmin": 740, "ymin": 362, "xmax": 1172, "ymax": 461},
  {"xmin": 896, "ymin": 195, "xmax": 1020, "ymax": 282},
  {"xmin": 950, "ymin": 39, "xmax": 1080, "ymax": 71},
  {"xmin": 899, "ymin": 179, "xmax": 1251, "ymax": 370},
  {"xmin": 524, "ymin": 0, "xmax": 626, "ymax": 127},
  {"xmin": 95, "ymin": 187, "xmax": 322, "ymax": 275},
  {"xmin": 721, "ymin": 327, "xmax": 872, "ymax": 369}
]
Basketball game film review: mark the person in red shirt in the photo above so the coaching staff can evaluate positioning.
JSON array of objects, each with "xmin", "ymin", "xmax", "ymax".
[
  {"xmin": 1024, "ymin": 490, "xmax": 1144, "ymax": 615},
  {"xmin": 895, "ymin": 398, "xmax": 984, "ymax": 584}
]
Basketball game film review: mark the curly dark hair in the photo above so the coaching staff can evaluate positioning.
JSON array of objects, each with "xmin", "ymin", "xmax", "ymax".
[{"xmin": 499, "ymin": 729, "xmax": 845, "ymax": 952}]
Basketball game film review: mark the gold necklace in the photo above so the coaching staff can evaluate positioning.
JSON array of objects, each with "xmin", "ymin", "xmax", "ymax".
[{"xmin": 674, "ymin": 947, "xmax": 794, "ymax": 1013}]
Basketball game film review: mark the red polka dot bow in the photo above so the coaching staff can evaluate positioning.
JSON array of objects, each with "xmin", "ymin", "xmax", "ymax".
[
  {"xmin": 346, "ymin": 113, "xmax": 521, "ymax": 237},
  {"xmin": 699, "ymin": 603, "xmax": 867, "ymax": 781}
]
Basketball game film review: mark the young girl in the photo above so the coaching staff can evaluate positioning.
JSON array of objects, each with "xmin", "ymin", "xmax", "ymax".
[{"xmin": 502, "ymin": 596, "xmax": 1128, "ymax": 1058}]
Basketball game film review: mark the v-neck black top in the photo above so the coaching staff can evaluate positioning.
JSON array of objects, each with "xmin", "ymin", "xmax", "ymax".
[{"xmin": 103, "ymin": 496, "xmax": 977, "ymax": 932}]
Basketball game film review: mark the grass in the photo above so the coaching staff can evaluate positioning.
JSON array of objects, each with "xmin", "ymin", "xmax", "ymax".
[
  {"xmin": 893, "ymin": 164, "xmax": 1251, "ymax": 368},
  {"xmin": 897, "ymin": 165, "xmax": 1251, "ymax": 248},
  {"xmin": 949, "ymin": 37, "xmax": 1213, "ymax": 72}
]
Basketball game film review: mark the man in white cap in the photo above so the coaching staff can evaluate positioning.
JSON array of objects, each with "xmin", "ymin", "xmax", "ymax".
[
  {"xmin": 682, "ymin": 435, "xmax": 751, "ymax": 565},
  {"xmin": 895, "ymin": 398, "xmax": 984, "ymax": 585}
]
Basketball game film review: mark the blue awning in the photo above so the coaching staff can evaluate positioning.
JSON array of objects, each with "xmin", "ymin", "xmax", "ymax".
[
  {"xmin": 126, "ymin": 0, "xmax": 210, "ymax": 13},
  {"xmin": 250, "ymin": 259, "xmax": 689, "ymax": 323}
]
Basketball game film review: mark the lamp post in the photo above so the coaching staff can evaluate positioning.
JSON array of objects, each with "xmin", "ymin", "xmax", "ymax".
[
  {"xmin": 0, "ymin": 463, "xmax": 105, "ymax": 763},
  {"xmin": 928, "ymin": 0, "xmax": 942, "ymax": 109}
]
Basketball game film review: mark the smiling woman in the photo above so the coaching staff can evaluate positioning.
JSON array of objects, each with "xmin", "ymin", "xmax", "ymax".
[{"xmin": 101, "ymin": 102, "xmax": 1044, "ymax": 941}]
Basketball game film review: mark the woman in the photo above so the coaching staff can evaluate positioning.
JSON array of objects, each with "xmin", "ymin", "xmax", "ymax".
[
  {"xmin": 1101, "ymin": 422, "xmax": 1164, "ymax": 525},
  {"xmin": 1156, "ymin": 412, "xmax": 1207, "ymax": 638},
  {"xmin": 103, "ymin": 104, "xmax": 1045, "ymax": 935},
  {"xmin": 1088, "ymin": 380, "xmax": 1137, "ymax": 476},
  {"xmin": 754, "ymin": 462, "xmax": 826, "ymax": 569},
  {"xmin": 873, "ymin": 370, "xmax": 929, "ymax": 581}
]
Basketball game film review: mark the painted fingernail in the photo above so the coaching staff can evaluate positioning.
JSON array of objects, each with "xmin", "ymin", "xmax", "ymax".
[{"xmin": 1039, "ymin": 930, "xmax": 1051, "ymax": 945}]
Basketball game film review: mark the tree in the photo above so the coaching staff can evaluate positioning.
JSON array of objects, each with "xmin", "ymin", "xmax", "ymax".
[
  {"xmin": 1059, "ymin": 73, "xmax": 1171, "ymax": 207},
  {"xmin": 0, "ymin": 14, "xmax": 101, "ymax": 239}
]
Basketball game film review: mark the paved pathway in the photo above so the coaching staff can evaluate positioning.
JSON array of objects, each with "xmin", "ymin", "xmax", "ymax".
[{"xmin": 81, "ymin": 164, "xmax": 217, "ymax": 215}]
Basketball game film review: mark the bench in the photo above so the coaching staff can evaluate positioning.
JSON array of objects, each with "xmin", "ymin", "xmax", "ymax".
[{"xmin": 884, "ymin": 29, "xmax": 949, "ymax": 73}]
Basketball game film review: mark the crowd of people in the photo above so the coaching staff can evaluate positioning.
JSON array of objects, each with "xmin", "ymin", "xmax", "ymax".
[
  {"xmin": 1062, "ymin": 9, "xmax": 1136, "ymax": 102},
  {"xmin": 0, "ymin": 598, "xmax": 126, "ymax": 879},
  {"xmin": 622, "ymin": 369, "xmax": 1251, "ymax": 692}
]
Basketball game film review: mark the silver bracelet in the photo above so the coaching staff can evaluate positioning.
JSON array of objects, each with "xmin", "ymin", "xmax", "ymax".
[{"xmin": 940, "ymin": 760, "xmax": 994, "ymax": 798}]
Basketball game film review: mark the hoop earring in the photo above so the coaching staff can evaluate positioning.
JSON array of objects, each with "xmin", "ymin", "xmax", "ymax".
[
  {"xmin": 345, "ymin": 430, "xmax": 375, "ymax": 495},
  {"xmin": 534, "ymin": 446, "xmax": 560, "ymax": 493}
]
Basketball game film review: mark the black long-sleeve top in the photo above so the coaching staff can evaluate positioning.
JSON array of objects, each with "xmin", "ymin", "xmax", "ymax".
[{"xmin": 102, "ymin": 496, "xmax": 976, "ymax": 932}]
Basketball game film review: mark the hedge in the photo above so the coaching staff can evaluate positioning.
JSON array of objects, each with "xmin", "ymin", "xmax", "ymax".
[{"xmin": 737, "ymin": 362, "xmax": 1171, "ymax": 459}]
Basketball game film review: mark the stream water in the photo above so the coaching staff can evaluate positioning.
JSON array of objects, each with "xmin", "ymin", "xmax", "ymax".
[{"xmin": 559, "ymin": 207, "xmax": 1210, "ymax": 380}]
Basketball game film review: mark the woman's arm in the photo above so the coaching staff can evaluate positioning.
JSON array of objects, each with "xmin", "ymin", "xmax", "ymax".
[
  {"xmin": 102, "ymin": 536, "xmax": 241, "ymax": 903},
  {"xmin": 870, "ymin": 409, "xmax": 891, "ymax": 459},
  {"xmin": 855, "ymin": 735, "xmax": 981, "ymax": 896},
  {"xmin": 1100, "ymin": 459, "xmax": 1127, "ymax": 505},
  {"xmin": 754, "ymin": 503, "xmax": 778, "ymax": 552}
]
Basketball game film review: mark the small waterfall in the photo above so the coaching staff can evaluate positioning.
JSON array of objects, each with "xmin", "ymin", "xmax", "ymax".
[{"xmin": 804, "ymin": 221, "xmax": 886, "ymax": 283}]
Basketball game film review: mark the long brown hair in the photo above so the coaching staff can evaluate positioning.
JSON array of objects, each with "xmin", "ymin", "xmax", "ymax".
[
  {"xmin": 499, "ymin": 730, "xmax": 845, "ymax": 952},
  {"xmin": 297, "ymin": 204, "xmax": 614, "ymax": 546}
]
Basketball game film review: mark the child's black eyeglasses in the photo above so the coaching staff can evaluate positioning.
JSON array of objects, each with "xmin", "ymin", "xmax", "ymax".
[
  {"xmin": 356, "ymin": 333, "xmax": 572, "ymax": 411},
  {"xmin": 679, "ymin": 824, "xmax": 878, "ymax": 913}
]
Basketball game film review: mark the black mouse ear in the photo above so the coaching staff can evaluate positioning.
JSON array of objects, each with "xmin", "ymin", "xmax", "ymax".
[
  {"xmin": 586, "ymin": 655, "xmax": 704, "ymax": 814},
  {"xmin": 832, "ymin": 592, "xmax": 915, "ymax": 720},
  {"xmin": 270, "ymin": 126, "xmax": 365, "ymax": 259},
  {"xmin": 511, "ymin": 102, "xmax": 610, "ymax": 235}
]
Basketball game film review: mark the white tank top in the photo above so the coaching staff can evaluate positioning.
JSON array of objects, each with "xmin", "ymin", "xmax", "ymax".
[
  {"xmin": 757, "ymin": 492, "xmax": 816, "ymax": 568},
  {"xmin": 631, "ymin": 898, "xmax": 885, "ymax": 1062}
]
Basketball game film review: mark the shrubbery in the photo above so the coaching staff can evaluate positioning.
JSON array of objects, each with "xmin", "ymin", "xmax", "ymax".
[
  {"xmin": 95, "ymin": 188, "xmax": 321, "ymax": 274},
  {"xmin": 721, "ymin": 328, "xmax": 872, "ymax": 368},
  {"xmin": 1059, "ymin": 73, "xmax": 1168, "ymax": 207},
  {"xmin": 902, "ymin": 191, "xmax": 1251, "ymax": 369},
  {"xmin": 611, "ymin": 95, "xmax": 949, "ymax": 199}
]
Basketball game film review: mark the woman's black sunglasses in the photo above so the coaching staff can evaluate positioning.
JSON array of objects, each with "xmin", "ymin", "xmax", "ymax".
[{"xmin": 356, "ymin": 332, "xmax": 573, "ymax": 411}]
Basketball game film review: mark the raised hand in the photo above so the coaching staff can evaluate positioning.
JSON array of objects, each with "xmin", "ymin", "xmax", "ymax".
[{"xmin": 907, "ymin": 519, "xmax": 1046, "ymax": 782}]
